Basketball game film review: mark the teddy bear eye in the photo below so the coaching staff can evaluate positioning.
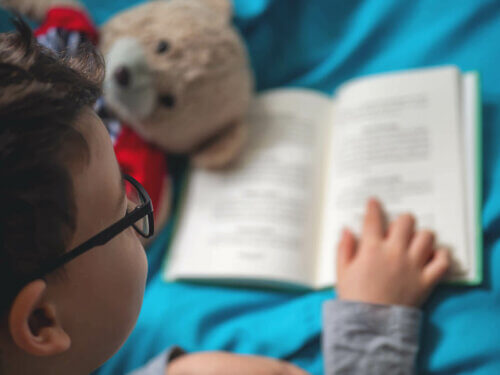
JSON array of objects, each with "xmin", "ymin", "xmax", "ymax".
[{"xmin": 156, "ymin": 40, "xmax": 170, "ymax": 54}]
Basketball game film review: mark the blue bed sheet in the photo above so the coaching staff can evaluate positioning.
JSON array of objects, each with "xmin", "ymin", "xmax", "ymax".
[{"xmin": 2, "ymin": 1, "xmax": 500, "ymax": 374}]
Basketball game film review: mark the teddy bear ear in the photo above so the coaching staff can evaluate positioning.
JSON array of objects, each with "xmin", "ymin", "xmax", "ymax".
[{"xmin": 197, "ymin": 0, "xmax": 233, "ymax": 22}]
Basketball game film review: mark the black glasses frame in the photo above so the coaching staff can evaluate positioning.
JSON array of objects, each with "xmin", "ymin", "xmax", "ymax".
[{"xmin": 17, "ymin": 174, "xmax": 154, "ymax": 287}]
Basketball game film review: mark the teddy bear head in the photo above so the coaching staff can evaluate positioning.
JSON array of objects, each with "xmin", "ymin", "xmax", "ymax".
[{"xmin": 99, "ymin": 0, "xmax": 253, "ymax": 160}]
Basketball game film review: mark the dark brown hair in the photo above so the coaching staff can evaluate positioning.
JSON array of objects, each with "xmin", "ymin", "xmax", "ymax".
[{"xmin": 0, "ymin": 17, "xmax": 104, "ymax": 313}]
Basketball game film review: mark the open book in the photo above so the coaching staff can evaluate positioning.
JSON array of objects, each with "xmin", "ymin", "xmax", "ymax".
[{"xmin": 163, "ymin": 66, "xmax": 482, "ymax": 289}]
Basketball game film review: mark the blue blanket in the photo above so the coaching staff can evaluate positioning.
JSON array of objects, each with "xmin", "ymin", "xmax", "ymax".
[{"xmin": 3, "ymin": 1, "xmax": 500, "ymax": 374}]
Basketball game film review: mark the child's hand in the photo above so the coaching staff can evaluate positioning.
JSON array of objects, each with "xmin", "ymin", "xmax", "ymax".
[
  {"xmin": 167, "ymin": 352, "xmax": 310, "ymax": 375},
  {"xmin": 336, "ymin": 198, "xmax": 451, "ymax": 307}
]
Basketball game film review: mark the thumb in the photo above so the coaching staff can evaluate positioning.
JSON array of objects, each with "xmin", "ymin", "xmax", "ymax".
[{"xmin": 422, "ymin": 248, "xmax": 451, "ymax": 288}]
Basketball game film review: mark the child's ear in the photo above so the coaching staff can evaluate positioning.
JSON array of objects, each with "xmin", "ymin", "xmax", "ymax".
[{"xmin": 8, "ymin": 279, "xmax": 71, "ymax": 356}]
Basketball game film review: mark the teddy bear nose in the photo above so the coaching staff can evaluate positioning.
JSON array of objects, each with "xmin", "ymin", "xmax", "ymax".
[{"xmin": 114, "ymin": 66, "xmax": 130, "ymax": 87}]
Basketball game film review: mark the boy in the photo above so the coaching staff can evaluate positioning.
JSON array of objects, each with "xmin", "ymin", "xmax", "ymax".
[{"xmin": 0, "ymin": 20, "xmax": 450, "ymax": 374}]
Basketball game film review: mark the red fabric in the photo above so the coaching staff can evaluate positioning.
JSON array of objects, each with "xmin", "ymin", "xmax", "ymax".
[
  {"xmin": 35, "ymin": 7, "xmax": 98, "ymax": 44},
  {"xmin": 114, "ymin": 126, "xmax": 168, "ymax": 216}
]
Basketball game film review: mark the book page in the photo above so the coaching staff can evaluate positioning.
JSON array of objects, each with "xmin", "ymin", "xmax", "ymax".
[
  {"xmin": 461, "ymin": 72, "xmax": 481, "ymax": 283},
  {"xmin": 166, "ymin": 89, "xmax": 332, "ymax": 287},
  {"xmin": 316, "ymin": 67, "xmax": 470, "ymax": 287}
]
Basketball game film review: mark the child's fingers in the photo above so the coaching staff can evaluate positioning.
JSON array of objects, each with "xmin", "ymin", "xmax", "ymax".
[
  {"xmin": 361, "ymin": 198, "xmax": 385, "ymax": 241},
  {"xmin": 337, "ymin": 228, "xmax": 357, "ymax": 269},
  {"xmin": 422, "ymin": 248, "xmax": 451, "ymax": 287},
  {"xmin": 387, "ymin": 221, "xmax": 396, "ymax": 237},
  {"xmin": 409, "ymin": 230, "xmax": 435, "ymax": 266},
  {"xmin": 387, "ymin": 214, "xmax": 415, "ymax": 251}
]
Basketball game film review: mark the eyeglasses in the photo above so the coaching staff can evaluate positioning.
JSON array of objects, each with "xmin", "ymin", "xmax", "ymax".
[{"xmin": 17, "ymin": 174, "xmax": 154, "ymax": 287}]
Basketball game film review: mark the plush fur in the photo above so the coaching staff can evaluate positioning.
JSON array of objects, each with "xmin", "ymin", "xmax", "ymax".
[{"xmin": 100, "ymin": 0, "xmax": 253, "ymax": 168}]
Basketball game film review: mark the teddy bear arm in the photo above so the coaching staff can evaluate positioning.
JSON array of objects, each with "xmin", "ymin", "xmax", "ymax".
[{"xmin": 191, "ymin": 121, "xmax": 248, "ymax": 169}]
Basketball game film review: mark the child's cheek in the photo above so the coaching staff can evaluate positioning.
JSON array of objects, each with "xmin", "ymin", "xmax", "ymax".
[{"xmin": 124, "ymin": 227, "xmax": 148, "ymax": 296}]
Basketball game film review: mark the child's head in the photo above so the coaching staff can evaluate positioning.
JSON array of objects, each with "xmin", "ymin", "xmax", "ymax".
[{"xmin": 0, "ymin": 19, "xmax": 150, "ymax": 374}]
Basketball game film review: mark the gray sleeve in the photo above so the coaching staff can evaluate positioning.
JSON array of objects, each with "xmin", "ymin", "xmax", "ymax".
[
  {"xmin": 322, "ymin": 300, "xmax": 422, "ymax": 375},
  {"xmin": 128, "ymin": 347, "xmax": 185, "ymax": 375}
]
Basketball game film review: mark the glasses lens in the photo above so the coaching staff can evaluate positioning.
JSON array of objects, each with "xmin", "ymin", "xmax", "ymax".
[{"xmin": 125, "ymin": 178, "xmax": 150, "ymax": 236}]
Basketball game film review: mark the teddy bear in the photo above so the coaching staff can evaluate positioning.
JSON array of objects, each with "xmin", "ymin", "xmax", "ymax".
[{"xmin": 2, "ymin": 0, "xmax": 254, "ymax": 236}]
